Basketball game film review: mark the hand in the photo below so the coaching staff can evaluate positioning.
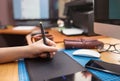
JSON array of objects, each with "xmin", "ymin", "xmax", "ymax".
[{"xmin": 28, "ymin": 38, "xmax": 58, "ymax": 58}]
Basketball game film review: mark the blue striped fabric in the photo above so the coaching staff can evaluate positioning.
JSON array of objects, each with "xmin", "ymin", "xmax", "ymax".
[{"xmin": 18, "ymin": 59, "xmax": 30, "ymax": 81}]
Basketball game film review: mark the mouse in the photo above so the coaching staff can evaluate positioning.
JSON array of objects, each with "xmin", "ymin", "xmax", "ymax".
[
  {"xmin": 61, "ymin": 28, "xmax": 84, "ymax": 35},
  {"xmin": 73, "ymin": 49, "xmax": 101, "ymax": 58}
]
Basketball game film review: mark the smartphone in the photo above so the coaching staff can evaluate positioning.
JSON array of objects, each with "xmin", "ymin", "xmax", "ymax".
[
  {"xmin": 45, "ymin": 70, "xmax": 101, "ymax": 81},
  {"xmin": 85, "ymin": 60, "xmax": 120, "ymax": 75}
]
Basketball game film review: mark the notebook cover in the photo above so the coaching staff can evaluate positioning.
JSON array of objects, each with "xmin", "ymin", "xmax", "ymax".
[{"xmin": 25, "ymin": 51, "xmax": 85, "ymax": 81}]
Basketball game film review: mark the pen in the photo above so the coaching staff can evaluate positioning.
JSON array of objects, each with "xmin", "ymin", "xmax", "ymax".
[
  {"xmin": 39, "ymin": 22, "xmax": 47, "ymax": 45},
  {"xmin": 39, "ymin": 22, "xmax": 51, "ymax": 60}
]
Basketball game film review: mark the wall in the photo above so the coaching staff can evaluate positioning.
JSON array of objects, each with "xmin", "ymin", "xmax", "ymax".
[
  {"xmin": 58, "ymin": 0, "xmax": 71, "ymax": 18},
  {"xmin": 0, "ymin": 0, "xmax": 14, "ymax": 25},
  {"xmin": 0, "ymin": 0, "xmax": 27, "ymax": 47}
]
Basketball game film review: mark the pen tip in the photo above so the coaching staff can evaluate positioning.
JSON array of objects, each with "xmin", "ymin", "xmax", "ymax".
[{"xmin": 39, "ymin": 22, "xmax": 42, "ymax": 24}]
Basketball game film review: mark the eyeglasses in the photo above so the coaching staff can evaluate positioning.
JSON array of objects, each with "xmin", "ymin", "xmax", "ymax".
[{"xmin": 97, "ymin": 43, "xmax": 120, "ymax": 54}]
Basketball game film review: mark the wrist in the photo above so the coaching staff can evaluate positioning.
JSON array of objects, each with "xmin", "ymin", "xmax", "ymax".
[
  {"xmin": 19, "ymin": 46, "xmax": 34, "ymax": 58},
  {"xmin": 26, "ymin": 45, "xmax": 40, "ymax": 58}
]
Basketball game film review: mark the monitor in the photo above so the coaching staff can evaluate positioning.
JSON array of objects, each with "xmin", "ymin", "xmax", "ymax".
[
  {"xmin": 12, "ymin": 0, "xmax": 71, "ymax": 26},
  {"xmin": 94, "ymin": 0, "xmax": 120, "ymax": 25},
  {"xmin": 94, "ymin": 0, "xmax": 120, "ymax": 39},
  {"xmin": 109, "ymin": 0, "xmax": 120, "ymax": 20},
  {"xmin": 13, "ymin": 0, "xmax": 58, "ymax": 20}
]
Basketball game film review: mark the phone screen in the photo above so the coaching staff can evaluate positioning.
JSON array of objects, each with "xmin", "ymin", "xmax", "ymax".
[
  {"xmin": 85, "ymin": 60, "xmax": 120, "ymax": 75},
  {"xmin": 45, "ymin": 71, "xmax": 101, "ymax": 81}
]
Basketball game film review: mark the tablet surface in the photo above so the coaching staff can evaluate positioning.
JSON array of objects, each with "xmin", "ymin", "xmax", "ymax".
[{"xmin": 25, "ymin": 51, "xmax": 85, "ymax": 81}]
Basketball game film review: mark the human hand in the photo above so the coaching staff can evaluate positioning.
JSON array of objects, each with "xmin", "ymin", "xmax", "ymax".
[{"xmin": 28, "ymin": 38, "xmax": 58, "ymax": 59}]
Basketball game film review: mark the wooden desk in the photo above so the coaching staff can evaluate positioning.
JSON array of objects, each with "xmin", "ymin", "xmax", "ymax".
[
  {"xmin": 0, "ymin": 27, "xmax": 39, "ymax": 47},
  {"xmin": 0, "ymin": 26, "xmax": 38, "ymax": 35},
  {"xmin": 1, "ymin": 23, "xmax": 120, "ymax": 81},
  {"xmin": 26, "ymin": 28, "xmax": 120, "ymax": 65},
  {"xmin": 0, "ymin": 61, "xmax": 18, "ymax": 81}
]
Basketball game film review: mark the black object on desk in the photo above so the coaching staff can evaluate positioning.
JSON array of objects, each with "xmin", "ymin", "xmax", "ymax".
[
  {"xmin": 64, "ymin": 0, "xmax": 96, "ymax": 36},
  {"xmin": 0, "ymin": 25, "xmax": 6, "ymax": 29},
  {"xmin": 25, "ymin": 51, "xmax": 86, "ymax": 81},
  {"xmin": 85, "ymin": 60, "xmax": 120, "ymax": 76},
  {"xmin": 45, "ymin": 71, "xmax": 101, "ymax": 81}
]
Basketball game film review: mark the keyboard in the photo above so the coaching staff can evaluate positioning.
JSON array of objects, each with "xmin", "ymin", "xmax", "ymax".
[{"xmin": 43, "ymin": 23, "xmax": 58, "ymax": 28}]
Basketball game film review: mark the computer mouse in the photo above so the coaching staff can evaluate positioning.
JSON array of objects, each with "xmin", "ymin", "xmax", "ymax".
[
  {"xmin": 73, "ymin": 49, "xmax": 101, "ymax": 58},
  {"xmin": 62, "ymin": 28, "xmax": 84, "ymax": 35}
]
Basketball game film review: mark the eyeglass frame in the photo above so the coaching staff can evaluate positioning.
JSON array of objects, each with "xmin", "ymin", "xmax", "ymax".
[{"xmin": 96, "ymin": 43, "xmax": 120, "ymax": 54}]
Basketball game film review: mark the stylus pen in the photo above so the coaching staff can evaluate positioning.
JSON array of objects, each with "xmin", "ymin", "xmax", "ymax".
[
  {"xmin": 39, "ymin": 22, "xmax": 51, "ymax": 60},
  {"xmin": 39, "ymin": 22, "xmax": 47, "ymax": 45}
]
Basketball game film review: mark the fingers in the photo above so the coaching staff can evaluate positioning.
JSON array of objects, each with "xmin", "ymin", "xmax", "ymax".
[
  {"xmin": 39, "ymin": 52, "xmax": 56, "ymax": 59},
  {"xmin": 43, "ymin": 45, "xmax": 58, "ymax": 52},
  {"xmin": 30, "ymin": 38, "xmax": 58, "ymax": 59},
  {"xmin": 49, "ymin": 52, "xmax": 56, "ymax": 58},
  {"xmin": 39, "ymin": 53, "xmax": 48, "ymax": 58},
  {"xmin": 41, "ymin": 38, "xmax": 58, "ymax": 52},
  {"xmin": 37, "ymin": 38, "xmax": 56, "ymax": 47},
  {"xmin": 45, "ymin": 38, "xmax": 56, "ymax": 46}
]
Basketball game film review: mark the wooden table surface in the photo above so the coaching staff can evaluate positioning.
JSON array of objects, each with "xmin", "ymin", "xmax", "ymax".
[{"xmin": 0, "ymin": 26, "xmax": 39, "ymax": 35}]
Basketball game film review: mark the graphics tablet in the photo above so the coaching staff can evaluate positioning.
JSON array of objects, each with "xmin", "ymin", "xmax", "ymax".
[
  {"xmin": 45, "ymin": 70, "xmax": 101, "ymax": 81},
  {"xmin": 25, "ymin": 51, "xmax": 101, "ymax": 81}
]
